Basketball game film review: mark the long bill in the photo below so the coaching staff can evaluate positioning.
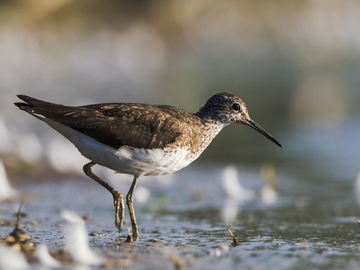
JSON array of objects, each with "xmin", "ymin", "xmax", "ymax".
[{"xmin": 244, "ymin": 118, "xmax": 282, "ymax": 147}]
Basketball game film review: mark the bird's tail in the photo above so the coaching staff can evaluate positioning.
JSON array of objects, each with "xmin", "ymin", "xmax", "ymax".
[{"xmin": 14, "ymin": 95, "xmax": 69, "ymax": 116}]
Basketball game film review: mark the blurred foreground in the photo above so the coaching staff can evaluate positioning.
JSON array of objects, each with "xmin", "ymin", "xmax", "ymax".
[{"xmin": 1, "ymin": 164, "xmax": 360, "ymax": 269}]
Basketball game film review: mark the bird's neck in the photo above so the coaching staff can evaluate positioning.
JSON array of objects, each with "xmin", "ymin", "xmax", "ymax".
[
  {"xmin": 194, "ymin": 107, "xmax": 231, "ymax": 127},
  {"xmin": 194, "ymin": 110, "xmax": 228, "ymax": 129},
  {"xmin": 201, "ymin": 118, "xmax": 226, "ymax": 138},
  {"xmin": 182, "ymin": 117, "xmax": 224, "ymax": 162}
]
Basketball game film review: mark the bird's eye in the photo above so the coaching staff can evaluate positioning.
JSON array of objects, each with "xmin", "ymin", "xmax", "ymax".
[{"xmin": 231, "ymin": 103, "xmax": 241, "ymax": 111}]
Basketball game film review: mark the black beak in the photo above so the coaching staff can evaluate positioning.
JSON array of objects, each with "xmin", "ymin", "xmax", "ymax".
[{"xmin": 244, "ymin": 118, "xmax": 282, "ymax": 147}]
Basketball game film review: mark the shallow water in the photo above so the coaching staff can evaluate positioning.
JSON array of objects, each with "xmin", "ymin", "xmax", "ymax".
[{"xmin": 1, "ymin": 153, "xmax": 360, "ymax": 270}]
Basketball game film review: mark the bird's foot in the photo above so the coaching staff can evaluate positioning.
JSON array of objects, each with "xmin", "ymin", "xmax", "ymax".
[
  {"xmin": 112, "ymin": 190, "xmax": 124, "ymax": 232},
  {"xmin": 126, "ymin": 196, "xmax": 139, "ymax": 240},
  {"xmin": 125, "ymin": 227, "xmax": 133, "ymax": 243},
  {"xmin": 131, "ymin": 224, "xmax": 139, "ymax": 241}
]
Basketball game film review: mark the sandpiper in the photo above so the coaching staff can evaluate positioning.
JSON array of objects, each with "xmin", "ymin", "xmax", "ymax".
[{"xmin": 15, "ymin": 92, "xmax": 281, "ymax": 240}]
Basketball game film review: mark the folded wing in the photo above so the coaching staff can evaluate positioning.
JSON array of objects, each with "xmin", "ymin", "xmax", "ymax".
[{"xmin": 15, "ymin": 95, "xmax": 186, "ymax": 150}]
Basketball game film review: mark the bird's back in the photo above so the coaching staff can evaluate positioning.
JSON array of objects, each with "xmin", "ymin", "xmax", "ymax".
[{"xmin": 14, "ymin": 95, "xmax": 208, "ymax": 151}]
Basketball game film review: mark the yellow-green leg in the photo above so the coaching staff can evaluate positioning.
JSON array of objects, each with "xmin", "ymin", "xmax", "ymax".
[
  {"xmin": 83, "ymin": 162, "xmax": 124, "ymax": 231},
  {"xmin": 126, "ymin": 176, "xmax": 139, "ymax": 240}
]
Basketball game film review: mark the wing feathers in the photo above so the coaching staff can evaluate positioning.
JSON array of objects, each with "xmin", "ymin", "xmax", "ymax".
[{"xmin": 15, "ymin": 95, "xmax": 189, "ymax": 150}]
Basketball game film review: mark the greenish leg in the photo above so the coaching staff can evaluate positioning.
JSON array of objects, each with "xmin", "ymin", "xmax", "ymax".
[
  {"xmin": 126, "ymin": 176, "xmax": 139, "ymax": 240},
  {"xmin": 83, "ymin": 162, "xmax": 124, "ymax": 232}
]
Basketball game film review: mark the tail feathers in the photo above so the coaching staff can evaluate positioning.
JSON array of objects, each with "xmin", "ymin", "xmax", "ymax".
[
  {"xmin": 15, "ymin": 94, "xmax": 59, "ymax": 109},
  {"xmin": 14, "ymin": 95, "xmax": 75, "ymax": 118},
  {"xmin": 14, "ymin": 95, "xmax": 97, "ymax": 129},
  {"xmin": 14, "ymin": 95, "xmax": 35, "ymax": 112}
]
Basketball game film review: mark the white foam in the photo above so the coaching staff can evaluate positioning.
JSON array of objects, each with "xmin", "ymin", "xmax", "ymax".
[
  {"xmin": 0, "ymin": 245, "xmax": 29, "ymax": 270},
  {"xmin": 60, "ymin": 210, "xmax": 103, "ymax": 266},
  {"xmin": 36, "ymin": 244, "xmax": 62, "ymax": 268},
  {"xmin": 0, "ymin": 159, "xmax": 17, "ymax": 201}
]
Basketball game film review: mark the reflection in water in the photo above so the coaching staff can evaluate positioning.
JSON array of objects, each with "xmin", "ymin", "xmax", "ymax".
[
  {"xmin": 260, "ymin": 163, "xmax": 278, "ymax": 205},
  {"xmin": 221, "ymin": 165, "xmax": 254, "ymax": 225},
  {"xmin": 222, "ymin": 198, "xmax": 242, "ymax": 226}
]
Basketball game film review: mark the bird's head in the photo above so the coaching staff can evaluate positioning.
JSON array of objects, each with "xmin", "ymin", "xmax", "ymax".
[{"xmin": 196, "ymin": 92, "xmax": 282, "ymax": 147}]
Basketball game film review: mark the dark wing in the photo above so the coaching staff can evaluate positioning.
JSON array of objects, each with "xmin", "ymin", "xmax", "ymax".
[{"xmin": 15, "ymin": 95, "xmax": 187, "ymax": 149}]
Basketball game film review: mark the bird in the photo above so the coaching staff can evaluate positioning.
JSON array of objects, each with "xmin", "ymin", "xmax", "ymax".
[{"xmin": 14, "ymin": 92, "xmax": 281, "ymax": 240}]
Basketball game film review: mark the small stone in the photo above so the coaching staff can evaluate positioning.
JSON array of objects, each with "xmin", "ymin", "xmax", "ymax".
[
  {"xmin": 89, "ymin": 232, "xmax": 103, "ymax": 237},
  {"xmin": 82, "ymin": 215, "xmax": 91, "ymax": 221}
]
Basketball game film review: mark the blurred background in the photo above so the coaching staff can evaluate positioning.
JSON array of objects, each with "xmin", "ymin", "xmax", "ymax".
[
  {"xmin": 0, "ymin": 0, "xmax": 359, "ymax": 184},
  {"xmin": 1, "ymin": 3, "xmax": 360, "ymax": 267}
]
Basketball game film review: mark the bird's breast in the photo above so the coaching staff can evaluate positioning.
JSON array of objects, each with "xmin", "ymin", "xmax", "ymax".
[{"xmin": 112, "ymin": 146, "xmax": 194, "ymax": 176}]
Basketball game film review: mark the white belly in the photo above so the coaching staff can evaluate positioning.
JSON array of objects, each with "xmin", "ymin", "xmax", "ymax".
[
  {"xmin": 100, "ymin": 146, "xmax": 192, "ymax": 176},
  {"xmin": 41, "ymin": 117, "xmax": 194, "ymax": 177}
]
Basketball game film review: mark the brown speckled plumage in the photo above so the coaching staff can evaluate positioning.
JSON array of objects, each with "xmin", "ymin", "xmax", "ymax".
[
  {"xmin": 14, "ymin": 92, "xmax": 281, "ymax": 239},
  {"xmin": 14, "ymin": 93, "xmax": 249, "ymax": 157}
]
